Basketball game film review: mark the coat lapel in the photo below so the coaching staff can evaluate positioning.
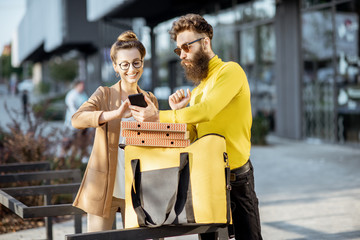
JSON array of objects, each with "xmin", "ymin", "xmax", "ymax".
[{"xmin": 107, "ymin": 81, "xmax": 121, "ymax": 148}]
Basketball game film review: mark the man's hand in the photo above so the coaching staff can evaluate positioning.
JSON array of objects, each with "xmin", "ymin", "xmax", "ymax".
[
  {"xmin": 169, "ymin": 89, "xmax": 191, "ymax": 110},
  {"xmin": 130, "ymin": 95, "xmax": 159, "ymax": 122}
]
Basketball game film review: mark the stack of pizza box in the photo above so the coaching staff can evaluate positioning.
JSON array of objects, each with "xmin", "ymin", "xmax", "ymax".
[{"xmin": 120, "ymin": 121, "xmax": 190, "ymax": 147}]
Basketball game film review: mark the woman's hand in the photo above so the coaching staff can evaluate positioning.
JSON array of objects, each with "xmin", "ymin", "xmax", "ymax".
[
  {"xmin": 129, "ymin": 95, "xmax": 159, "ymax": 122},
  {"xmin": 169, "ymin": 89, "xmax": 191, "ymax": 110},
  {"xmin": 99, "ymin": 99, "xmax": 131, "ymax": 124},
  {"xmin": 117, "ymin": 99, "xmax": 132, "ymax": 118}
]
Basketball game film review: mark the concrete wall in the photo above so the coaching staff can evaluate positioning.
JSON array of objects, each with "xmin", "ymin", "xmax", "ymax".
[
  {"xmin": 13, "ymin": 0, "xmax": 63, "ymax": 66},
  {"xmin": 86, "ymin": 0, "xmax": 124, "ymax": 22},
  {"xmin": 274, "ymin": 0, "xmax": 302, "ymax": 139}
]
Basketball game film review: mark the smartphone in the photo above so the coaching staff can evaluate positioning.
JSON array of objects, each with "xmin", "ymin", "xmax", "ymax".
[{"xmin": 128, "ymin": 93, "xmax": 148, "ymax": 107}]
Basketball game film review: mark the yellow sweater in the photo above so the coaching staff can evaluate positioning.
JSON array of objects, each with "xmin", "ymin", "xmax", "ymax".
[{"xmin": 159, "ymin": 55, "xmax": 252, "ymax": 169}]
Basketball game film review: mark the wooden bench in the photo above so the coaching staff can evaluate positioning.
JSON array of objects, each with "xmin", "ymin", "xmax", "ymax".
[
  {"xmin": 0, "ymin": 161, "xmax": 51, "ymax": 173},
  {"xmin": 0, "ymin": 161, "xmax": 85, "ymax": 240},
  {"xmin": 66, "ymin": 223, "xmax": 229, "ymax": 240}
]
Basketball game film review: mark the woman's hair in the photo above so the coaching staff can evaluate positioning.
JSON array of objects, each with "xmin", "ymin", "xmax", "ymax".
[
  {"xmin": 169, "ymin": 14, "xmax": 213, "ymax": 41},
  {"xmin": 110, "ymin": 30, "xmax": 146, "ymax": 63}
]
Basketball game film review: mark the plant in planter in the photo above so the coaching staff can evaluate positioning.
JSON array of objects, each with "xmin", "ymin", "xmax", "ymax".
[{"xmin": 251, "ymin": 112, "xmax": 270, "ymax": 145}]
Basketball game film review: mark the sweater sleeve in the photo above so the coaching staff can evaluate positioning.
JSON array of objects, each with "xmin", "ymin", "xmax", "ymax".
[{"xmin": 160, "ymin": 62, "xmax": 246, "ymax": 124}]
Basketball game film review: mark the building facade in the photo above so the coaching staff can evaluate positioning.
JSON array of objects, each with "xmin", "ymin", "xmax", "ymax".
[{"xmin": 14, "ymin": 0, "xmax": 360, "ymax": 144}]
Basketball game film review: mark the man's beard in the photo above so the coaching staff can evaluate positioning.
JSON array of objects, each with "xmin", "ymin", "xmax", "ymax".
[{"xmin": 181, "ymin": 48, "xmax": 210, "ymax": 85}]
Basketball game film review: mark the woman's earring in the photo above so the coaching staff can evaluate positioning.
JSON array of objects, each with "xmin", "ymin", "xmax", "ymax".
[{"xmin": 116, "ymin": 72, "xmax": 120, "ymax": 78}]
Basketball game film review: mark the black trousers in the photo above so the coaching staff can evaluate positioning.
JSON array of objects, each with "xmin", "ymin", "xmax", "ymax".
[{"xmin": 199, "ymin": 160, "xmax": 262, "ymax": 240}]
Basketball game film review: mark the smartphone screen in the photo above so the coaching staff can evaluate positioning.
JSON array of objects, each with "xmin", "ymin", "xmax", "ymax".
[{"xmin": 128, "ymin": 93, "xmax": 148, "ymax": 107}]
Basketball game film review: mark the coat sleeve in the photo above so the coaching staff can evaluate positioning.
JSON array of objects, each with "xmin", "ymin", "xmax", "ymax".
[{"xmin": 71, "ymin": 86, "xmax": 107, "ymax": 129}]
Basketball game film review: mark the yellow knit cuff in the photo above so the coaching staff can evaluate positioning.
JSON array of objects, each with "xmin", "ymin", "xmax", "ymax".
[{"xmin": 159, "ymin": 110, "xmax": 176, "ymax": 123}]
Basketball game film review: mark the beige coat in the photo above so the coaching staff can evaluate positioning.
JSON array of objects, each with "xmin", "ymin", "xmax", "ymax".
[{"xmin": 72, "ymin": 81, "xmax": 158, "ymax": 218}]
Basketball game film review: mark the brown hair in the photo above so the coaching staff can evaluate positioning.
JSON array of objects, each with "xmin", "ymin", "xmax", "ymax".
[
  {"xmin": 110, "ymin": 30, "xmax": 146, "ymax": 63},
  {"xmin": 169, "ymin": 14, "xmax": 213, "ymax": 41}
]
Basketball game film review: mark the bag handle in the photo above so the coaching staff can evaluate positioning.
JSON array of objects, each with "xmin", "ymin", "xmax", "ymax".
[{"xmin": 130, "ymin": 159, "xmax": 149, "ymax": 226}]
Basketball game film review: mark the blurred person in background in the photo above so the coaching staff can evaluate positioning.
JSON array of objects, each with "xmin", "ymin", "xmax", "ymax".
[
  {"xmin": 61, "ymin": 80, "xmax": 89, "ymax": 158},
  {"xmin": 71, "ymin": 30, "xmax": 158, "ymax": 232},
  {"xmin": 21, "ymin": 90, "xmax": 28, "ymax": 120},
  {"xmin": 64, "ymin": 80, "xmax": 88, "ymax": 131},
  {"xmin": 9, "ymin": 74, "xmax": 18, "ymax": 95}
]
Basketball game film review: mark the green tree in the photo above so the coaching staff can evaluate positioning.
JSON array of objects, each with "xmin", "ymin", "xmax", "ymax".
[
  {"xmin": 49, "ymin": 58, "xmax": 78, "ymax": 83},
  {"xmin": 0, "ymin": 53, "xmax": 22, "ymax": 80}
]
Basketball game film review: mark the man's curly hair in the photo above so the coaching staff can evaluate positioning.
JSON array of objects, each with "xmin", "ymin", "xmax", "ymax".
[{"xmin": 169, "ymin": 14, "xmax": 213, "ymax": 41}]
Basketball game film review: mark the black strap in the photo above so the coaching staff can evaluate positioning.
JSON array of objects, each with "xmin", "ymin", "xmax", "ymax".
[
  {"xmin": 224, "ymin": 152, "xmax": 231, "ymax": 224},
  {"xmin": 130, "ymin": 159, "xmax": 149, "ymax": 226}
]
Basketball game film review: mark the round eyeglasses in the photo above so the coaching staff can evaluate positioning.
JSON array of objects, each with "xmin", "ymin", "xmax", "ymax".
[
  {"xmin": 119, "ymin": 60, "xmax": 143, "ymax": 70},
  {"xmin": 174, "ymin": 38, "xmax": 204, "ymax": 56}
]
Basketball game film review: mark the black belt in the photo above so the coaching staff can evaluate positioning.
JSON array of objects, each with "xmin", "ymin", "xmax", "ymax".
[{"xmin": 230, "ymin": 160, "xmax": 251, "ymax": 182}]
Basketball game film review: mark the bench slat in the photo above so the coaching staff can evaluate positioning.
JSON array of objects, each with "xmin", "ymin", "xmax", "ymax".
[
  {"xmin": 2, "ymin": 183, "xmax": 80, "ymax": 196},
  {"xmin": 0, "ymin": 169, "xmax": 81, "ymax": 183},
  {"xmin": 0, "ymin": 189, "xmax": 84, "ymax": 218},
  {"xmin": 66, "ymin": 224, "xmax": 228, "ymax": 240},
  {"xmin": 0, "ymin": 190, "xmax": 26, "ymax": 217},
  {"xmin": 23, "ymin": 204, "xmax": 85, "ymax": 218},
  {"xmin": 0, "ymin": 162, "xmax": 50, "ymax": 173}
]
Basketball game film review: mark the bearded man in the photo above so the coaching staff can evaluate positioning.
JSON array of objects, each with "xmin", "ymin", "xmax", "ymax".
[{"xmin": 130, "ymin": 13, "xmax": 263, "ymax": 240}]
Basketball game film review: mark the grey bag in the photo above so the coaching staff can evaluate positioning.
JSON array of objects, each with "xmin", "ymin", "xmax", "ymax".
[{"xmin": 130, "ymin": 152, "xmax": 195, "ymax": 227}]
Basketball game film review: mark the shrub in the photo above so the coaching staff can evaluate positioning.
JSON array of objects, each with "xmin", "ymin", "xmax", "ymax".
[
  {"xmin": 251, "ymin": 112, "xmax": 270, "ymax": 145},
  {"xmin": 1, "ymin": 101, "xmax": 92, "ymax": 169},
  {"xmin": 36, "ymin": 82, "xmax": 51, "ymax": 94},
  {"xmin": 1, "ymin": 103, "xmax": 58, "ymax": 164},
  {"xmin": 32, "ymin": 94, "xmax": 66, "ymax": 121}
]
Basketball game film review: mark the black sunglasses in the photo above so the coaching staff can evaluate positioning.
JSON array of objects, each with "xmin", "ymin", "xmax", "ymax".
[{"xmin": 173, "ymin": 38, "xmax": 204, "ymax": 56}]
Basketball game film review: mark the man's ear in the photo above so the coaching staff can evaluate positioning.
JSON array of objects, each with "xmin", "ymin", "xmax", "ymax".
[{"xmin": 203, "ymin": 37, "xmax": 212, "ymax": 53}]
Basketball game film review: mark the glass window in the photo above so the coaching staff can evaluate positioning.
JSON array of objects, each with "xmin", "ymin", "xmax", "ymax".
[
  {"xmin": 302, "ymin": 0, "xmax": 331, "ymax": 9},
  {"xmin": 240, "ymin": 28, "xmax": 256, "ymax": 65},
  {"xmin": 302, "ymin": 1, "xmax": 360, "ymax": 144},
  {"xmin": 239, "ymin": 24, "xmax": 276, "ymax": 130},
  {"xmin": 302, "ymin": 8, "xmax": 336, "ymax": 141},
  {"xmin": 335, "ymin": 1, "xmax": 360, "ymax": 143},
  {"xmin": 235, "ymin": 0, "xmax": 275, "ymax": 23},
  {"xmin": 253, "ymin": 0, "xmax": 276, "ymax": 19},
  {"xmin": 260, "ymin": 24, "xmax": 275, "ymax": 62},
  {"xmin": 213, "ymin": 26, "xmax": 237, "ymax": 61}
]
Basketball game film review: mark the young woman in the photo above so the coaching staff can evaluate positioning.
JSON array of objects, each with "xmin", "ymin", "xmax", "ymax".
[{"xmin": 71, "ymin": 31, "xmax": 158, "ymax": 232}]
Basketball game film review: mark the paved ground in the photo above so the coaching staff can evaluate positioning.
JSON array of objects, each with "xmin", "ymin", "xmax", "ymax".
[
  {"xmin": 1, "ymin": 93, "xmax": 360, "ymax": 240},
  {"xmin": 253, "ymin": 136, "xmax": 360, "ymax": 240}
]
